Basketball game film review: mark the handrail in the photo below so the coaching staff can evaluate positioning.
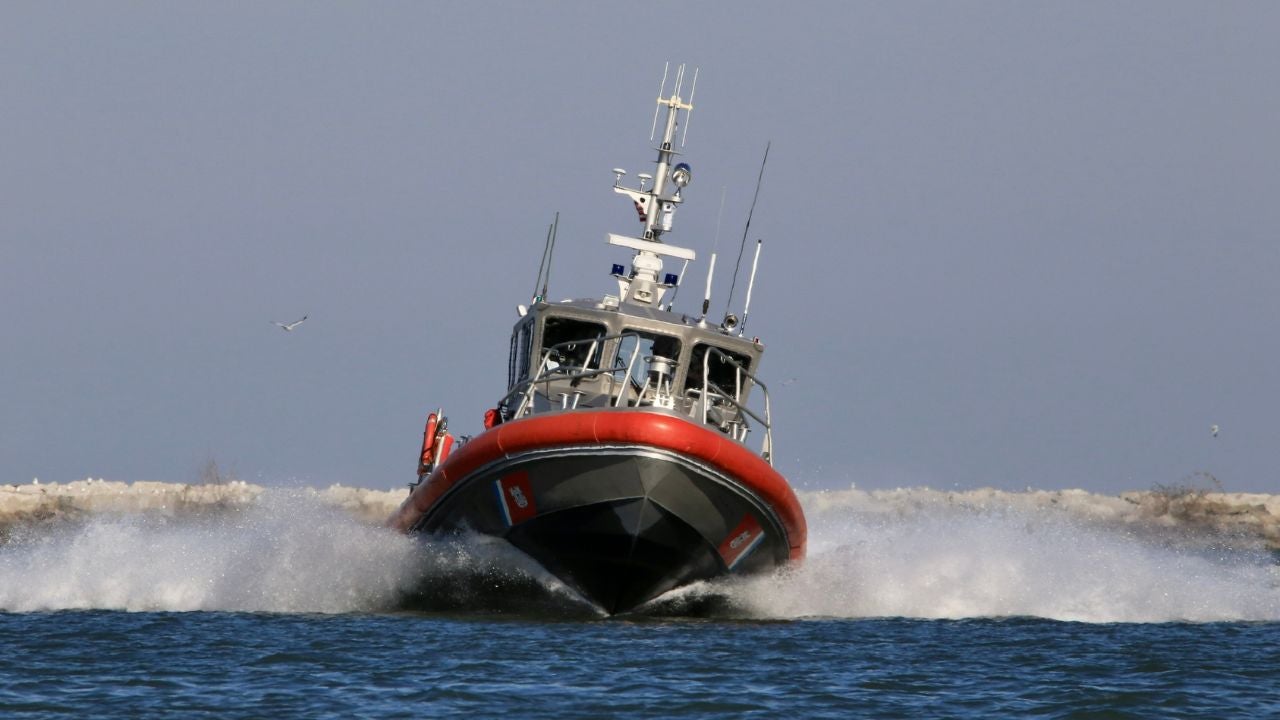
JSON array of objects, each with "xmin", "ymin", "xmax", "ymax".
[
  {"xmin": 496, "ymin": 332, "xmax": 774, "ymax": 465},
  {"xmin": 699, "ymin": 346, "xmax": 773, "ymax": 464},
  {"xmin": 498, "ymin": 332, "xmax": 645, "ymax": 418}
]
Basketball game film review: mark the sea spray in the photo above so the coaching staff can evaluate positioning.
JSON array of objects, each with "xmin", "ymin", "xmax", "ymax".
[
  {"xmin": 0, "ymin": 489, "xmax": 592, "ymax": 615},
  {"xmin": 718, "ymin": 490, "xmax": 1280, "ymax": 623},
  {"xmin": 3, "ymin": 484, "xmax": 1277, "ymax": 621},
  {"xmin": 0, "ymin": 491, "xmax": 428, "ymax": 614}
]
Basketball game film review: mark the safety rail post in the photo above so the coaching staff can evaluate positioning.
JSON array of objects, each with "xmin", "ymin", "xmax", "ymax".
[
  {"xmin": 700, "ymin": 346, "xmax": 774, "ymax": 465},
  {"xmin": 498, "ymin": 331, "xmax": 645, "ymax": 419}
]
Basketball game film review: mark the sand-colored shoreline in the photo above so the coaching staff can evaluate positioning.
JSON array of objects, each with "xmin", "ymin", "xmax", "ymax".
[
  {"xmin": 3, "ymin": 480, "xmax": 1278, "ymax": 551},
  {"xmin": 805, "ymin": 487, "xmax": 1280, "ymax": 552},
  {"xmin": 1, "ymin": 479, "xmax": 409, "ymax": 534}
]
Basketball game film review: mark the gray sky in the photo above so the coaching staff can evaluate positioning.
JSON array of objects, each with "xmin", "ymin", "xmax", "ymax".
[{"xmin": 3, "ymin": 2, "xmax": 1277, "ymax": 493}]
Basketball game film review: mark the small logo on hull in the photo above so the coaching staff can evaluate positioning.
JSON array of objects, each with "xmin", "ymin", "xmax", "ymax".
[
  {"xmin": 508, "ymin": 486, "xmax": 528, "ymax": 508},
  {"xmin": 718, "ymin": 514, "xmax": 765, "ymax": 570},
  {"xmin": 494, "ymin": 471, "xmax": 537, "ymax": 526}
]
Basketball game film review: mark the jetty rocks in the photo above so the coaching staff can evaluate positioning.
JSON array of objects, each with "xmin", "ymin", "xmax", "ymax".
[
  {"xmin": 805, "ymin": 487, "xmax": 1280, "ymax": 553},
  {"xmin": 0, "ymin": 479, "xmax": 409, "ymax": 539}
]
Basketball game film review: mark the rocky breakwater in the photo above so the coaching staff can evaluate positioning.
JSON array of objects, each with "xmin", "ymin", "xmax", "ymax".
[
  {"xmin": 802, "ymin": 487, "xmax": 1280, "ymax": 553},
  {"xmin": 5, "ymin": 480, "xmax": 1277, "ymax": 553},
  {"xmin": 1, "ymin": 479, "xmax": 410, "ymax": 541}
]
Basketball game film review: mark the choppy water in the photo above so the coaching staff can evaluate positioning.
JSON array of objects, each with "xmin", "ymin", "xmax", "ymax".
[
  {"xmin": 2, "ymin": 612, "xmax": 1278, "ymax": 718},
  {"xmin": 2, "ymin": 490, "xmax": 1278, "ymax": 717}
]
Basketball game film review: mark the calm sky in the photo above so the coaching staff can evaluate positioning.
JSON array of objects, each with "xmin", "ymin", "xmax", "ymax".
[{"xmin": 3, "ymin": 2, "xmax": 1277, "ymax": 493}]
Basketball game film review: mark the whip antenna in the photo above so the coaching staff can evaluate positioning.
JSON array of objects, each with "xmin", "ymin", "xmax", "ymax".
[
  {"xmin": 701, "ymin": 254, "xmax": 717, "ymax": 321},
  {"xmin": 650, "ymin": 63, "xmax": 670, "ymax": 141},
  {"xmin": 739, "ymin": 239, "xmax": 763, "ymax": 335},
  {"xmin": 699, "ymin": 186, "xmax": 728, "ymax": 321},
  {"xmin": 725, "ymin": 141, "xmax": 770, "ymax": 316},
  {"xmin": 532, "ymin": 216, "xmax": 555, "ymax": 301},
  {"xmin": 663, "ymin": 257, "xmax": 691, "ymax": 311},
  {"xmin": 539, "ymin": 211, "xmax": 559, "ymax": 300}
]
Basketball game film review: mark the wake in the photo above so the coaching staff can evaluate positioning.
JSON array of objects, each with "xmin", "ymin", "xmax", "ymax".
[
  {"xmin": 1, "ymin": 487, "xmax": 1276, "ymax": 622},
  {"xmin": 706, "ymin": 489, "xmax": 1280, "ymax": 623},
  {"xmin": 1, "ymin": 493, "xmax": 453, "ymax": 614}
]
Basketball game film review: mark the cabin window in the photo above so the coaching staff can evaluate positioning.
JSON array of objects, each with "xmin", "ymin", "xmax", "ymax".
[
  {"xmin": 541, "ymin": 316, "xmax": 607, "ymax": 371},
  {"xmin": 509, "ymin": 319, "xmax": 534, "ymax": 388},
  {"xmin": 687, "ymin": 343, "xmax": 752, "ymax": 395},
  {"xmin": 616, "ymin": 330, "xmax": 682, "ymax": 388}
]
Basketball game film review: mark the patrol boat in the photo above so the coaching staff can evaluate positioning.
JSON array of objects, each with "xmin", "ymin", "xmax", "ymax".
[{"xmin": 388, "ymin": 66, "xmax": 806, "ymax": 615}]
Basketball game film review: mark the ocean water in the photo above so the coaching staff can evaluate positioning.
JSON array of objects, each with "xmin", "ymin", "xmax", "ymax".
[{"xmin": 2, "ymin": 491, "xmax": 1278, "ymax": 717}]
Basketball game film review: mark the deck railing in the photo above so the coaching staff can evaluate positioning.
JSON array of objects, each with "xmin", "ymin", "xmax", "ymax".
[
  {"xmin": 496, "ymin": 332, "xmax": 774, "ymax": 464},
  {"xmin": 498, "ymin": 332, "xmax": 643, "ymax": 419},
  {"xmin": 695, "ymin": 346, "xmax": 773, "ymax": 465}
]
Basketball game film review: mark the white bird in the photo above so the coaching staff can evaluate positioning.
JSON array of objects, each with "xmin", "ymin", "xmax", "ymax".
[
  {"xmin": 272, "ymin": 315, "xmax": 308, "ymax": 332},
  {"xmin": 1210, "ymin": 424, "xmax": 1219, "ymax": 438}
]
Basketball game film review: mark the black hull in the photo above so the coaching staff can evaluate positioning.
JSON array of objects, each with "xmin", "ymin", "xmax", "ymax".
[
  {"xmin": 412, "ymin": 447, "xmax": 791, "ymax": 615},
  {"xmin": 509, "ymin": 497, "xmax": 722, "ymax": 615}
]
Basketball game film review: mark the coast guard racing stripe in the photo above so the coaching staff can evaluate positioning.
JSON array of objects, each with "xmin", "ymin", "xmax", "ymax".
[
  {"xmin": 494, "ymin": 470, "xmax": 537, "ymax": 526},
  {"xmin": 718, "ymin": 514, "xmax": 765, "ymax": 570}
]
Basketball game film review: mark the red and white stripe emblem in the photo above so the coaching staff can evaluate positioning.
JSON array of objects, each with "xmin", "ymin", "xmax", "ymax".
[
  {"xmin": 494, "ymin": 470, "xmax": 537, "ymax": 526},
  {"xmin": 718, "ymin": 514, "xmax": 764, "ymax": 570}
]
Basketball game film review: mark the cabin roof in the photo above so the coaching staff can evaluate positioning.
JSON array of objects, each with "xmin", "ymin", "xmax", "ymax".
[{"xmin": 529, "ymin": 298, "xmax": 765, "ymax": 354}]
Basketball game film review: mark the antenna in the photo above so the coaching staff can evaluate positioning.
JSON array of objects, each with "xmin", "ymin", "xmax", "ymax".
[
  {"xmin": 532, "ymin": 218, "xmax": 553, "ymax": 300},
  {"xmin": 650, "ymin": 62, "xmax": 670, "ymax": 141},
  {"xmin": 663, "ymin": 258, "xmax": 690, "ymax": 311},
  {"xmin": 701, "ymin": 252, "xmax": 717, "ymax": 322},
  {"xmin": 681, "ymin": 67, "xmax": 698, "ymax": 146},
  {"xmin": 539, "ymin": 211, "xmax": 559, "ymax": 300},
  {"xmin": 725, "ymin": 141, "xmax": 770, "ymax": 316},
  {"xmin": 697, "ymin": 187, "xmax": 727, "ymax": 322},
  {"xmin": 739, "ymin": 239, "xmax": 763, "ymax": 335}
]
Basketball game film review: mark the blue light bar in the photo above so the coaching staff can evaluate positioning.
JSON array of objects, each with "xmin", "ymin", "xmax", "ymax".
[
  {"xmin": 611, "ymin": 263, "xmax": 626, "ymax": 275},
  {"xmin": 664, "ymin": 273, "xmax": 679, "ymax": 285}
]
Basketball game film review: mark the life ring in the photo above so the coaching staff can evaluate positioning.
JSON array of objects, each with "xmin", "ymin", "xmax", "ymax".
[
  {"xmin": 418, "ymin": 410, "xmax": 455, "ymax": 477},
  {"xmin": 418, "ymin": 413, "xmax": 439, "ymax": 474}
]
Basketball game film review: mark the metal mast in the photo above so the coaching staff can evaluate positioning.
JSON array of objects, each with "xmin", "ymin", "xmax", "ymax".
[{"xmin": 608, "ymin": 63, "xmax": 698, "ymax": 307}]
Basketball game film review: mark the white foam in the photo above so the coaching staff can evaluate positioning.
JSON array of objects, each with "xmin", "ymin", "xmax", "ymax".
[
  {"xmin": 0, "ymin": 492, "xmax": 425, "ymax": 613},
  {"xmin": 3, "ymin": 485, "xmax": 1276, "ymax": 622},
  {"xmin": 722, "ymin": 492, "xmax": 1280, "ymax": 622}
]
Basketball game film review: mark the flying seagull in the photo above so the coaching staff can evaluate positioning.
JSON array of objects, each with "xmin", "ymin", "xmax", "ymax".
[
  {"xmin": 1210, "ymin": 424, "xmax": 1219, "ymax": 438},
  {"xmin": 272, "ymin": 315, "xmax": 308, "ymax": 332}
]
